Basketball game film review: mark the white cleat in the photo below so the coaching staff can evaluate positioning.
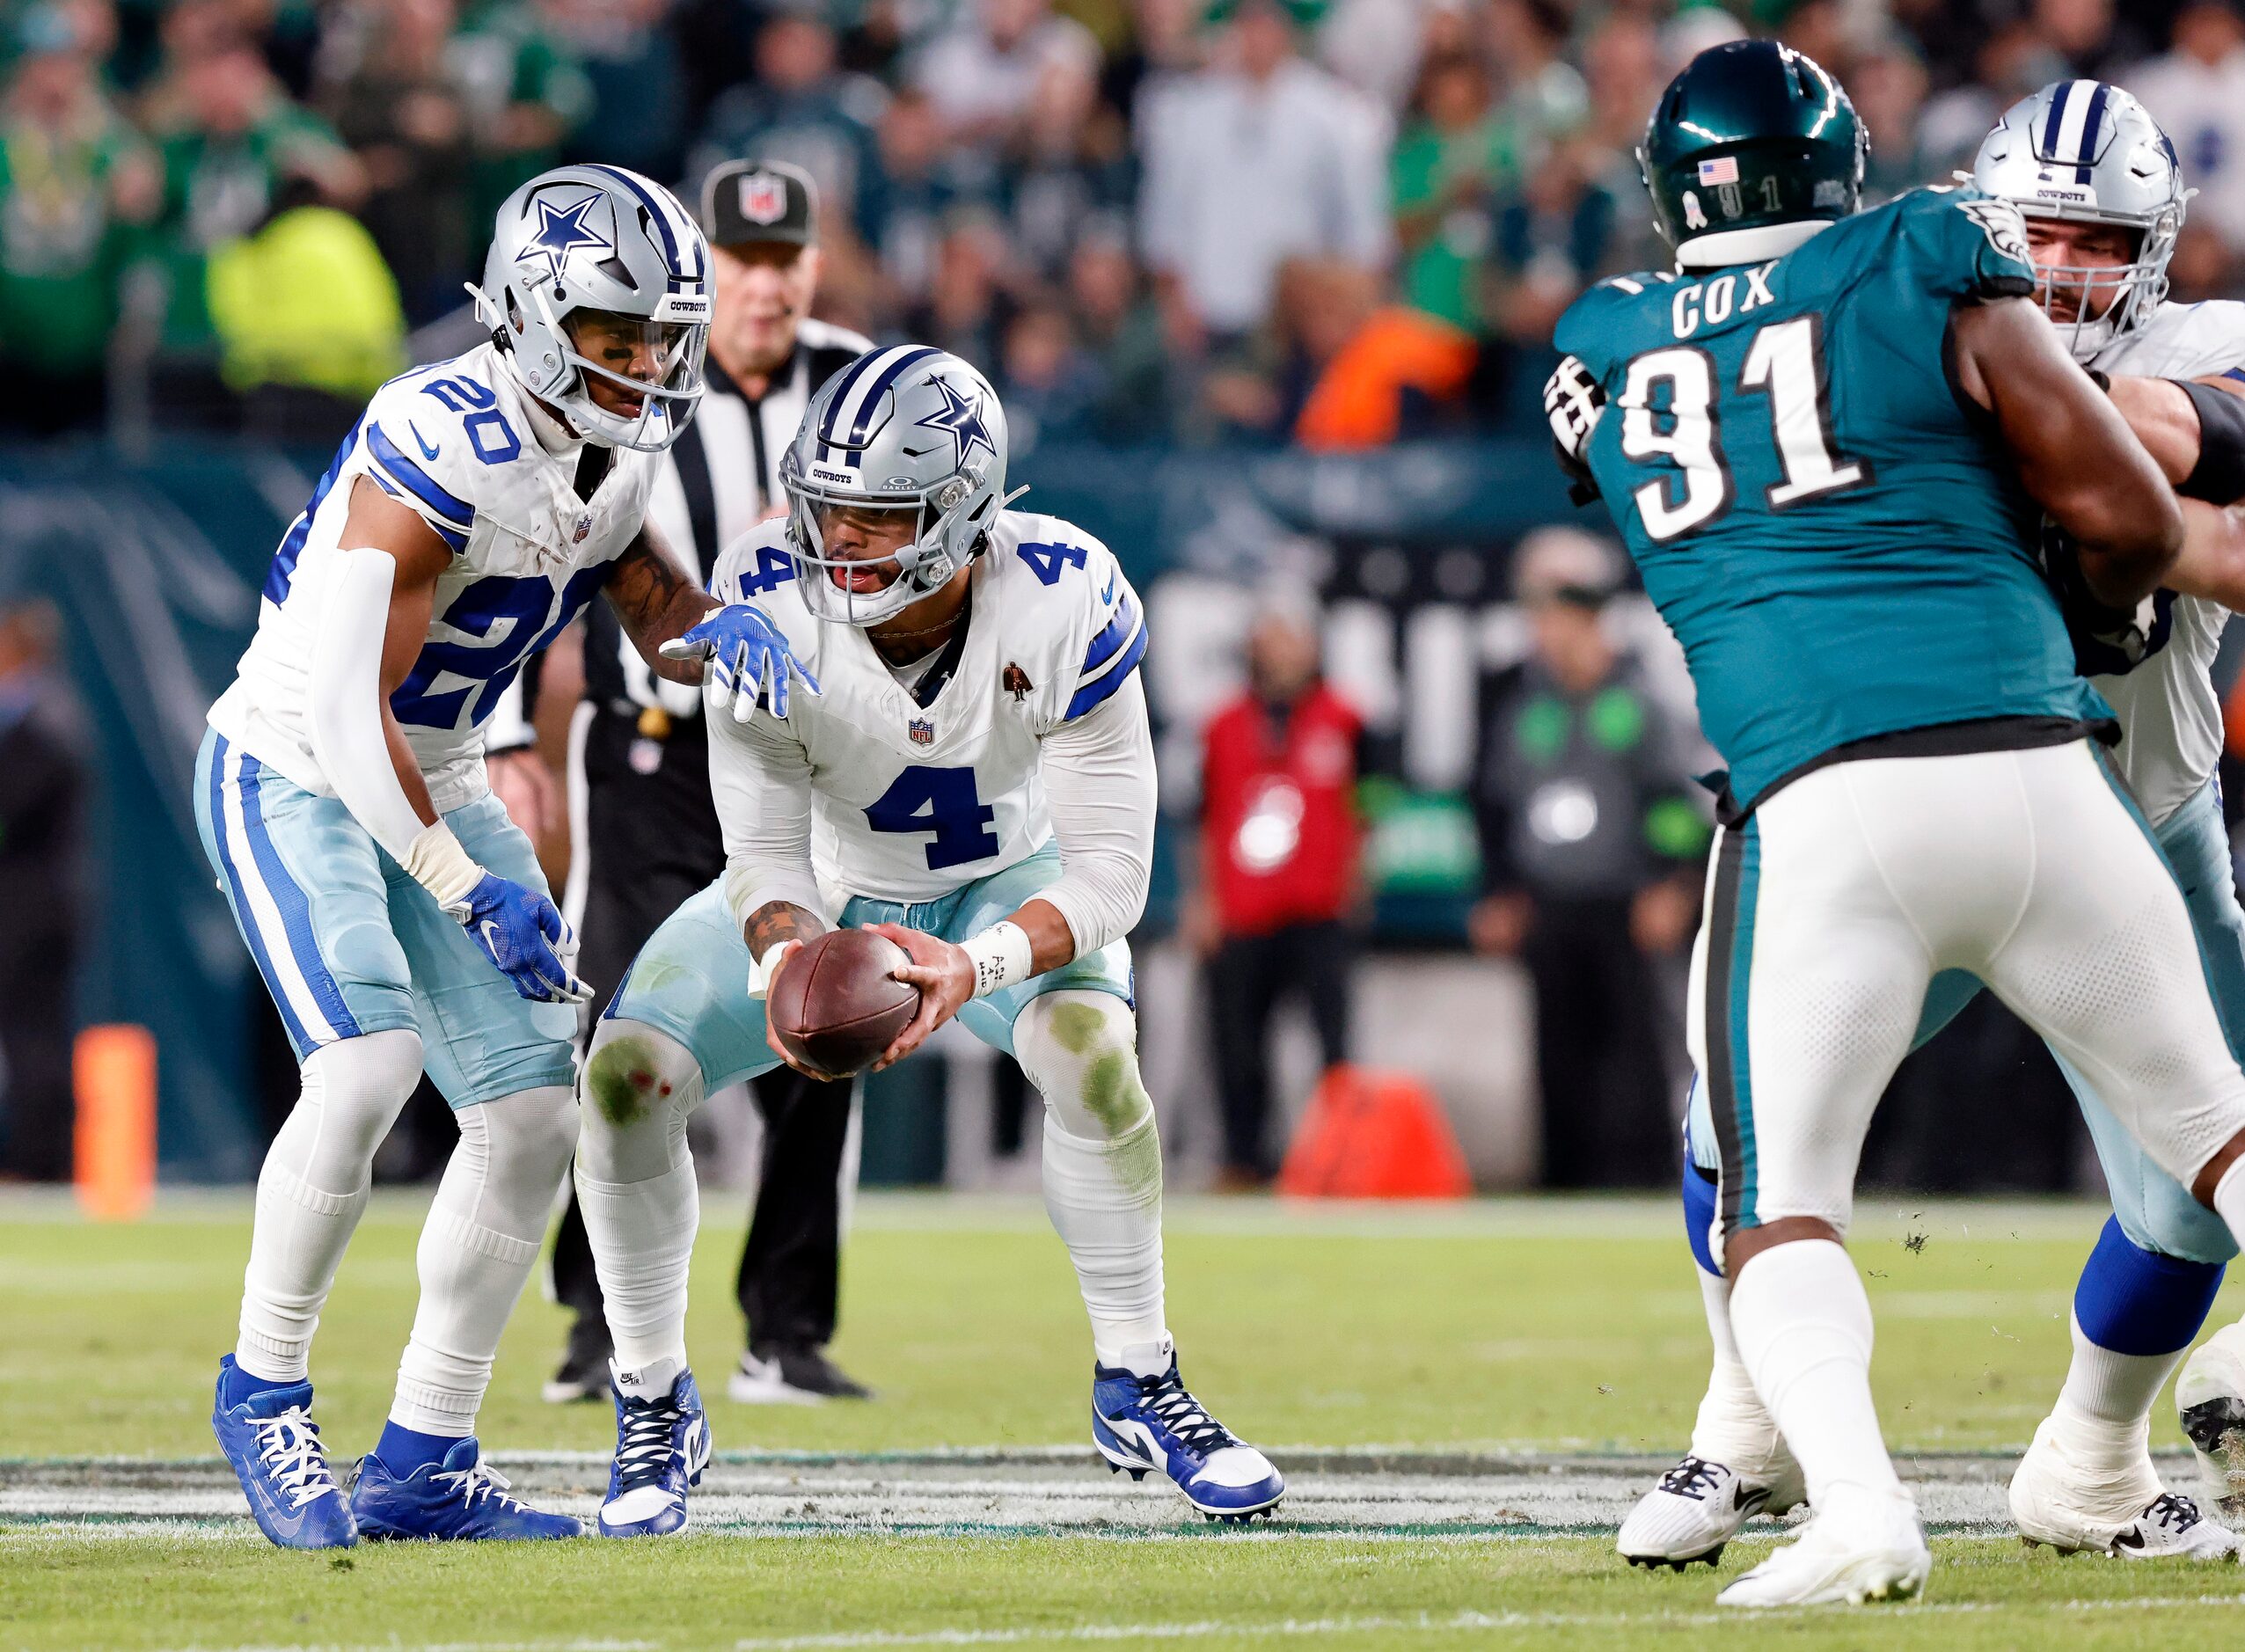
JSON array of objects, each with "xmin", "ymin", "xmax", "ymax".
[
  {"xmin": 2178, "ymin": 1324, "xmax": 2245, "ymax": 1520},
  {"xmin": 2011, "ymin": 1414, "xmax": 2241, "ymax": 1560},
  {"xmin": 1619, "ymin": 1452, "xmax": 1806, "ymax": 1569},
  {"xmin": 1716, "ymin": 1486, "xmax": 1928, "ymax": 1609}
]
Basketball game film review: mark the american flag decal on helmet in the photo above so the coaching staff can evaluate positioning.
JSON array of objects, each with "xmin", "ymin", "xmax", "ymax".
[{"xmin": 1696, "ymin": 157, "xmax": 1740, "ymax": 186}]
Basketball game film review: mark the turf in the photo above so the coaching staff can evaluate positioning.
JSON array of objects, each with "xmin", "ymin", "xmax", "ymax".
[
  {"xmin": 3, "ymin": 1192, "xmax": 2221, "ymax": 1459},
  {"xmin": 10, "ymin": 1192, "xmax": 2245, "ymax": 1649}
]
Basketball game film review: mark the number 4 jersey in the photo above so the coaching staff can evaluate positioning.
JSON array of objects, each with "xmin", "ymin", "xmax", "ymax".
[
  {"xmin": 208, "ymin": 341, "xmax": 657, "ymax": 813},
  {"xmin": 1556, "ymin": 186, "xmax": 2105, "ymax": 815},
  {"xmin": 706, "ymin": 509, "xmax": 1149, "ymax": 910}
]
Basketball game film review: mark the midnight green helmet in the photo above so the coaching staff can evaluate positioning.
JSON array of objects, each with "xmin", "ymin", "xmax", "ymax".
[{"xmin": 1640, "ymin": 40, "xmax": 1868, "ymax": 269}]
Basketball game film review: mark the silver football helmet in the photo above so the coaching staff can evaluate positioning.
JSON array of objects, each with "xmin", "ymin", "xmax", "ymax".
[
  {"xmin": 779, "ymin": 347, "xmax": 1020, "ymax": 626},
  {"xmin": 1971, "ymin": 80, "xmax": 2188, "ymax": 362},
  {"xmin": 469, "ymin": 164, "xmax": 712, "ymax": 451}
]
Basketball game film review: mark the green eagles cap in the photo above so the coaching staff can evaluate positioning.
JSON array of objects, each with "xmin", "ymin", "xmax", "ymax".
[{"xmin": 1639, "ymin": 39, "xmax": 1868, "ymax": 268}]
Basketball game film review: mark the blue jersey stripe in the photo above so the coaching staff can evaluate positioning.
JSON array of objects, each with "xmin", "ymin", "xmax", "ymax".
[
  {"xmin": 368, "ymin": 423, "xmax": 473, "ymax": 535},
  {"xmin": 265, "ymin": 421, "xmax": 362, "ymax": 604},
  {"xmin": 1080, "ymin": 591, "xmax": 1139, "ymax": 678},
  {"xmin": 1064, "ymin": 619, "xmax": 1147, "ymax": 720},
  {"xmin": 368, "ymin": 471, "xmax": 469, "ymax": 552}
]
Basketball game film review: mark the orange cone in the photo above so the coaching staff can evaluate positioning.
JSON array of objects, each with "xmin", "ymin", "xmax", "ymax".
[
  {"xmin": 75, "ymin": 1025, "xmax": 157, "ymax": 1220},
  {"xmin": 1276, "ymin": 1065, "xmax": 1472, "ymax": 1200}
]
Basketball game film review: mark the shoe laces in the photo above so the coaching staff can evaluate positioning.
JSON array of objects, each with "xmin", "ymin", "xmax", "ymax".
[
  {"xmin": 430, "ymin": 1456, "xmax": 532, "ymax": 1515},
  {"xmin": 1138, "ymin": 1371, "xmax": 1237, "ymax": 1456},
  {"xmin": 2146, "ymin": 1492, "xmax": 2205, "ymax": 1533},
  {"xmin": 248, "ymin": 1409, "xmax": 340, "ymax": 1510},
  {"xmin": 1656, "ymin": 1456, "xmax": 1725, "ymax": 1502},
  {"xmin": 614, "ymin": 1393, "xmax": 686, "ymax": 1495}
]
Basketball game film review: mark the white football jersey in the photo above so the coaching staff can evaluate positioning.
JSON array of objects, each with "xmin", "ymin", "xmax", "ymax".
[
  {"xmin": 2090, "ymin": 299, "xmax": 2245, "ymax": 826},
  {"xmin": 208, "ymin": 342, "xmax": 657, "ymax": 812},
  {"xmin": 706, "ymin": 509, "xmax": 1149, "ymax": 907}
]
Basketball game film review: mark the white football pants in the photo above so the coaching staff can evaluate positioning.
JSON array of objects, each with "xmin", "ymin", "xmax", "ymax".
[{"xmin": 1692, "ymin": 738, "xmax": 2245, "ymax": 1256}]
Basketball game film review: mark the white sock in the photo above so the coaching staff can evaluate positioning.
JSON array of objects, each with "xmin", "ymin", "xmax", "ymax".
[
  {"xmin": 236, "ymin": 1030, "xmax": 423, "ymax": 1383},
  {"xmin": 1727, "ymin": 1239, "xmax": 1905, "ymax": 1507},
  {"xmin": 575, "ymin": 1021, "xmax": 706, "ymax": 1376},
  {"xmin": 577, "ymin": 1159, "xmax": 699, "ymax": 1374},
  {"xmin": 2044, "ymin": 1313, "xmax": 2172, "ymax": 1485},
  {"xmin": 389, "ymin": 1086, "xmax": 577, "ymax": 1436},
  {"xmin": 1016, "ymin": 993, "xmax": 1171, "ymax": 1372},
  {"xmin": 1688, "ymin": 1266, "xmax": 1785, "ymax": 1471}
]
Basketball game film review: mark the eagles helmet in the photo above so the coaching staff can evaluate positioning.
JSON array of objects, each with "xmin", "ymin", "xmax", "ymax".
[
  {"xmin": 779, "ymin": 347, "xmax": 1019, "ymax": 627},
  {"xmin": 1640, "ymin": 40, "xmax": 1867, "ymax": 269},
  {"xmin": 470, "ymin": 164, "xmax": 712, "ymax": 452},
  {"xmin": 1971, "ymin": 81, "xmax": 2187, "ymax": 362}
]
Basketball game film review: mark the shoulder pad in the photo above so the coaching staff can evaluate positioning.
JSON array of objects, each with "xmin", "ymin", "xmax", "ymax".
[
  {"xmin": 1891, "ymin": 186, "xmax": 2037, "ymax": 303},
  {"xmin": 710, "ymin": 519, "xmax": 802, "ymax": 605},
  {"xmin": 362, "ymin": 360, "xmax": 534, "ymax": 552}
]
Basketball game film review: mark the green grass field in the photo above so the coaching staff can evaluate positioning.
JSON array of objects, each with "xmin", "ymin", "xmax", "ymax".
[{"xmin": 6, "ymin": 1191, "xmax": 2245, "ymax": 1649}]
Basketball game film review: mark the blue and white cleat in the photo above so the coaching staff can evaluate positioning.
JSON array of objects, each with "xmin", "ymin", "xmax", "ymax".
[
  {"xmin": 349, "ymin": 1437, "xmax": 584, "ymax": 1540},
  {"xmin": 210, "ymin": 1355, "xmax": 358, "ymax": 1550},
  {"xmin": 598, "ymin": 1357, "xmax": 712, "ymax": 1538},
  {"xmin": 1092, "ymin": 1341, "xmax": 1284, "ymax": 1523}
]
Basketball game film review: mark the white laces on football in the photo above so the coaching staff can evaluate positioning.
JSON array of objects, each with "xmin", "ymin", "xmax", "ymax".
[
  {"xmin": 431, "ymin": 1456, "xmax": 530, "ymax": 1512},
  {"xmin": 248, "ymin": 1410, "xmax": 340, "ymax": 1509}
]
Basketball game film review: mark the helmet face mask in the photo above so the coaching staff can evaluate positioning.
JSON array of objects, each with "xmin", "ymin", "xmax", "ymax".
[
  {"xmin": 472, "ymin": 166, "xmax": 713, "ymax": 452},
  {"xmin": 779, "ymin": 348, "xmax": 1014, "ymax": 628},
  {"xmin": 1971, "ymin": 80, "xmax": 2186, "ymax": 363}
]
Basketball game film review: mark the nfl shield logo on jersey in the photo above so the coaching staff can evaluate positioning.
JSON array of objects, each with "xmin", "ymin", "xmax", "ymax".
[
  {"xmin": 740, "ymin": 174, "xmax": 786, "ymax": 224},
  {"xmin": 909, "ymin": 717, "xmax": 935, "ymax": 746}
]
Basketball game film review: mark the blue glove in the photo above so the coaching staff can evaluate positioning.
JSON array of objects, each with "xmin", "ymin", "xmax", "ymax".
[
  {"xmin": 658, "ymin": 603, "xmax": 820, "ymax": 722},
  {"xmin": 456, "ymin": 874, "xmax": 591, "ymax": 1004}
]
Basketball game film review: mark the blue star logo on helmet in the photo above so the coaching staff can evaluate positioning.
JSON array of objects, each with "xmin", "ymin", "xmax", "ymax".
[
  {"xmin": 516, "ymin": 194, "xmax": 611, "ymax": 287},
  {"xmin": 914, "ymin": 376, "xmax": 998, "ymax": 472}
]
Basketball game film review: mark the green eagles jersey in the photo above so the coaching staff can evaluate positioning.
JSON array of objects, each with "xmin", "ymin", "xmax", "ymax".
[{"xmin": 1555, "ymin": 186, "xmax": 2107, "ymax": 813}]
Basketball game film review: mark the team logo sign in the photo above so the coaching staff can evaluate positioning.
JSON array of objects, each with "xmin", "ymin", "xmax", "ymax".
[
  {"xmin": 739, "ymin": 174, "xmax": 787, "ymax": 225},
  {"xmin": 909, "ymin": 717, "xmax": 935, "ymax": 746},
  {"xmin": 516, "ymin": 188, "xmax": 614, "ymax": 287},
  {"xmin": 1956, "ymin": 195, "xmax": 2030, "ymax": 265}
]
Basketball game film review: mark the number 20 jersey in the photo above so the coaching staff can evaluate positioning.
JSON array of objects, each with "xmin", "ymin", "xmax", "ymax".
[
  {"xmin": 706, "ymin": 509, "xmax": 1149, "ymax": 908},
  {"xmin": 208, "ymin": 342, "xmax": 657, "ymax": 814},
  {"xmin": 1556, "ymin": 186, "xmax": 2105, "ymax": 814}
]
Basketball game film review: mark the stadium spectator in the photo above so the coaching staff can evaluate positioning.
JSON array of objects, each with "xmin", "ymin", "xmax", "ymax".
[
  {"xmin": 998, "ymin": 55, "xmax": 1130, "ymax": 281},
  {"xmin": 866, "ymin": 85, "xmax": 976, "ymax": 311},
  {"xmin": 903, "ymin": 207, "xmax": 1010, "ymax": 371},
  {"xmin": 1854, "ymin": 29, "xmax": 1934, "ymax": 205},
  {"xmin": 1065, "ymin": 223, "xmax": 1173, "ymax": 442},
  {"xmin": 540, "ymin": 0, "xmax": 688, "ymax": 183},
  {"xmin": 1191, "ymin": 605, "xmax": 1363, "ymax": 1190},
  {"xmin": 0, "ymin": 600, "xmax": 86, "ymax": 1184},
  {"xmin": 997, "ymin": 298, "xmax": 1105, "ymax": 452},
  {"xmin": 444, "ymin": 0, "xmax": 592, "ymax": 231},
  {"xmin": 0, "ymin": 3, "xmax": 159, "ymax": 435},
  {"xmin": 2127, "ymin": 2, "xmax": 2245, "ymax": 257},
  {"xmin": 691, "ymin": 8, "xmax": 886, "ymax": 244},
  {"xmin": 1135, "ymin": 0, "xmax": 1389, "ymax": 350},
  {"xmin": 910, "ymin": 0, "xmax": 1101, "ymax": 151},
  {"xmin": 1390, "ymin": 48, "xmax": 1515, "ymax": 333},
  {"xmin": 316, "ymin": 0, "xmax": 474, "ymax": 322},
  {"xmin": 1470, "ymin": 529, "xmax": 1707, "ymax": 1190},
  {"xmin": 1288, "ymin": 259, "xmax": 1480, "ymax": 450}
]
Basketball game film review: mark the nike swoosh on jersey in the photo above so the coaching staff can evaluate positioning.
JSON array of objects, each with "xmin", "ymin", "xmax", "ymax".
[{"xmin": 411, "ymin": 422, "xmax": 441, "ymax": 461}]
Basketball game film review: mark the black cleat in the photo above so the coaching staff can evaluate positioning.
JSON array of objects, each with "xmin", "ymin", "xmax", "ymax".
[
  {"xmin": 728, "ymin": 1342, "xmax": 874, "ymax": 1404},
  {"xmin": 543, "ymin": 1318, "xmax": 615, "ymax": 1405}
]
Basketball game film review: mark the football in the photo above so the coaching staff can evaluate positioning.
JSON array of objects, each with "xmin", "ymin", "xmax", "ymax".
[{"xmin": 767, "ymin": 928, "xmax": 922, "ymax": 1079}]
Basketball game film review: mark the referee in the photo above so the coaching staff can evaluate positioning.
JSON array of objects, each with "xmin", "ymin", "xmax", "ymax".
[{"xmin": 537, "ymin": 161, "xmax": 875, "ymax": 1405}]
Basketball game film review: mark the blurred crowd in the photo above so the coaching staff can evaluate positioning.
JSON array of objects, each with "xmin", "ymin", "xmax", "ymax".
[{"xmin": 5, "ymin": 0, "xmax": 2245, "ymax": 446}]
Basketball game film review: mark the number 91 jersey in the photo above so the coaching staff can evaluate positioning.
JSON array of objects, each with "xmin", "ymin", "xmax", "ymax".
[
  {"xmin": 1555, "ymin": 186, "xmax": 2105, "ymax": 815},
  {"xmin": 208, "ymin": 342, "xmax": 656, "ymax": 814},
  {"xmin": 707, "ymin": 508, "xmax": 1148, "ymax": 906}
]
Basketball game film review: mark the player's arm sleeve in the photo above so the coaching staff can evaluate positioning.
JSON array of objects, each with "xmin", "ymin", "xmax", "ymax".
[
  {"xmin": 712, "ymin": 707, "xmax": 824, "ymax": 931},
  {"xmin": 306, "ymin": 547, "xmax": 435, "ymax": 863},
  {"xmin": 1037, "ymin": 670, "xmax": 1157, "ymax": 956}
]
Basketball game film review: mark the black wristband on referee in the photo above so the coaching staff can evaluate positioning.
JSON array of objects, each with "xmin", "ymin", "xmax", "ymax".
[{"xmin": 2177, "ymin": 376, "xmax": 2245, "ymax": 503}]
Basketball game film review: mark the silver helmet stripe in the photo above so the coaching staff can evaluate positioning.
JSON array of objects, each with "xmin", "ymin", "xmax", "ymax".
[
  {"xmin": 817, "ymin": 346, "xmax": 941, "ymax": 462},
  {"xmin": 581, "ymin": 163, "xmax": 704, "ymax": 290}
]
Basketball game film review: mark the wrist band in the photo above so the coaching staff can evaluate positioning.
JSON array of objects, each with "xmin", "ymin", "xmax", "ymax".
[
  {"xmin": 961, "ymin": 921, "xmax": 1034, "ymax": 998},
  {"xmin": 2177, "ymin": 376, "xmax": 2245, "ymax": 503},
  {"xmin": 747, "ymin": 938, "xmax": 800, "ymax": 1001},
  {"xmin": 402, "ymin": 822, "xmax": 483, "ymax": 917}
]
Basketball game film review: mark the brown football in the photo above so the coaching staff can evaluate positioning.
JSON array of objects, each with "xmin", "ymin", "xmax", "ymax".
[{"xmin": 767, "ymin": 929, "xmax": 922, "ymax": 1079}]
